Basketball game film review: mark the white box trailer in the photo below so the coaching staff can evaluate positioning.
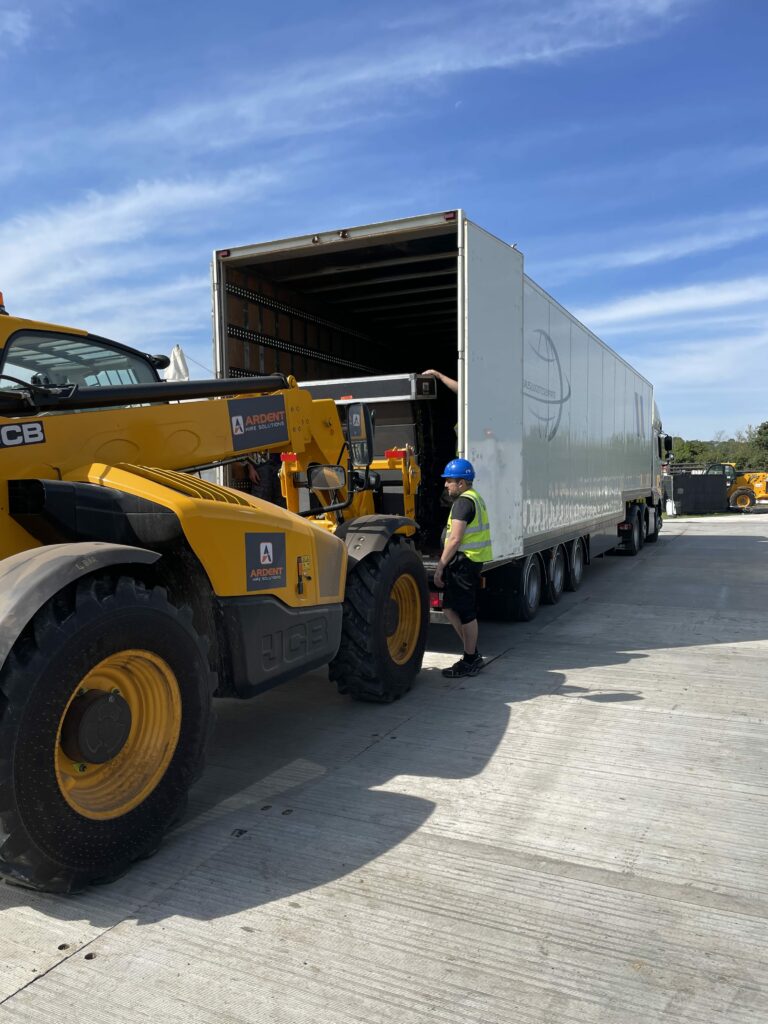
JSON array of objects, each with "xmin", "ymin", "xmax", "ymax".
[{"xmin": 212, "ymin": 211, "xmax": 669, "ymax": 620}]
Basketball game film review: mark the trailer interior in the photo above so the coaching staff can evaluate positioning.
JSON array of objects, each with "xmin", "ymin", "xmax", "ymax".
[{"xmin": 218, "ymin": 217, "xmax": 464, "ymax": 549}]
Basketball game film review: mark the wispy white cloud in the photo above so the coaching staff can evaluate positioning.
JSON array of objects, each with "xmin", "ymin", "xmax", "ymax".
[
  {"xmin": 0, "ymin": 8, "xmax": 31, "ymax": 47},
  {"xmin": 1, "ymin": 168, "xmax": 278, "ymax": 297},
  {"xmin": 1, "ymin": 166, "xmax": 285, "ymax": 358},
  {"xmin": 538, "ymin": 207, "xmax": 768, "ymax": 281},
  {"xmin": 603, "ymin": 310, "xmax": 768, "ymax": 337},
  {"xmin": 631, "ymin": 332, "xmax": 768, "ymax": 389},
  {"xmin": 577, "ymin": 275, "xmax": 768, "ymax": 328},
  {"xmin": 102, "ymin": 0, "xmax": 696, "ymax": 152}
]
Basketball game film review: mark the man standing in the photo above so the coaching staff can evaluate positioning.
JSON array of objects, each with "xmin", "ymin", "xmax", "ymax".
[{"xmin": 433, "ymin": 458, "xmax": 493, "ymax": 678}]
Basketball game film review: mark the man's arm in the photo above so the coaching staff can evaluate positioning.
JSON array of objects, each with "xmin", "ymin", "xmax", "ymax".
[
  {"xmin": 433, "ymin": 518, "xmax": 467, "ymax": 588},
  {"xmin": 421, "ymin": 369, "xmax": 458, "ymax": 395}
]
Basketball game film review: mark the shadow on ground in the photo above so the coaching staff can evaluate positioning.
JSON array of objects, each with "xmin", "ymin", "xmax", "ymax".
[{"xmin": 1, "ymin": 526, "xmax": 766, "ymax": 929}]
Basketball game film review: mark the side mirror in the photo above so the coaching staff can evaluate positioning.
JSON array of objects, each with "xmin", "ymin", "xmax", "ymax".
[
  {"xmin": 664, "ymin": 435, "xmax": 673, "ymax": 453},
  {"xmin": 307, "ymin": 464, "xmax": 347, "ymax": 491},
  {"xmin": 345, "ymin": 401, "xmax": 375, "ymax": 469}
]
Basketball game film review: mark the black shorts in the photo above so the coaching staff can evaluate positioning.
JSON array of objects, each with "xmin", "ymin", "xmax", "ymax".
[{"xmin": 443, "ymin": 554, "xmax": 482, "ymax": 624}]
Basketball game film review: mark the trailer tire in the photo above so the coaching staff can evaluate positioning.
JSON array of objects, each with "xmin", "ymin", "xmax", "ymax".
[
  {"xmin": 624, "ymin": 507, "xmax": 642, "ymax": 556},
  {"xmin": 331, "ymin": 536, "xmax": 428, "ymax": 703},
  {"xmin": 645, "ymin": 504, "xmax": 662, "ymax": 543},
  {"xmin": 564, "ymin": 538, "xmax": 585, "ymax": 591},
  {"xmin": 0, "ymin": 575, "xmax": 215, "ymax": 894},
  {"xmin": 542, "ymin": 545, "xmax": 566, "ymax": 605},
  {"xmin": 511, "ymin": 554, "xmax": 543, "ymax": 622},
  {"xmin": 730, "ymin": 488, "xmax": 756, "ymax": 511}
]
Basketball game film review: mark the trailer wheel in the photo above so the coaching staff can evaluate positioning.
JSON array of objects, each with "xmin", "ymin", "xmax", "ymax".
[
  {"xmin": 731, "ymin": 488, "xmax": 756, "ymax": 510},
  {"xmin": 331, "ymin": 537, "xmax": 428, "ymax": 703},
  {"xmin": 0, "ymin": 575, "xmax": 215, "ymax": 894},
  {"xmin": 645, "ymin": 504, "xmax": 662, "ymax": 543},
  {"xmin": 624, "ymin": 506, "xmax": 642, "ymax": 556},
  {"xmin": 542, "ymin": 546, "xmax": 566, "ymax": 605},
  {"xmin": 511, "ymin": 554, "xmax": 543, "ymax": 621},
  {"xmin": 564, "ymin": 538, "xmax": 585, "ymax": 591}
]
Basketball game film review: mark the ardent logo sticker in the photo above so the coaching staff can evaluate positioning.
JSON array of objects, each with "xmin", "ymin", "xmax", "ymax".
[
  {"xmin": 0, "ymin": 421, "xmax": 46, "ymax": 448},
  {"xmin": 228, "ymin": 395, "xmax": 289, "ymax": 451},
  {"xmin": 246, "ymin": 533, "xmax": 286, "ymax": 591}
]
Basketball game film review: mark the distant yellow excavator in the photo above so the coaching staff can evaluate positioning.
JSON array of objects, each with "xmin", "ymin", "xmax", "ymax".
[{"xmin": 704, "ymin": 463, "xmax": 768, "ymax": 510}]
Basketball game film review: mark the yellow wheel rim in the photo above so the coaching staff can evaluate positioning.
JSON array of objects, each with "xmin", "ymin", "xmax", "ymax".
[
  {"xmin": 735, "ymin": 494, "xmax": 751, "ymax": 508},
  {"xmin": 386, "ymin": 574, "xmax": 421, "ymax": 666},
  {"xmin": 55, "ymin": 650, "xmax": 182, "ymax": 821}
]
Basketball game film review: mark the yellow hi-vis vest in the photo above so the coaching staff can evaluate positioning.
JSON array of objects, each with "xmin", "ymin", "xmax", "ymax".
[{"xmin": 447, "ymin": 488, "xmax": 493, "ymax": 563}]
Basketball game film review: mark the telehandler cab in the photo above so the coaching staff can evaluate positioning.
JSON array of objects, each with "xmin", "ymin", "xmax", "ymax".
[{"xmin": 0, "ymin": 296, "xmax": 428, "ymax": 893}]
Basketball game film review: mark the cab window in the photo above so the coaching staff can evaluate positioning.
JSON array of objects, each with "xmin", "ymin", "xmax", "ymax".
[{"xmin": 1, "ymin": 331, "xmax": 159, "ymax": 388}]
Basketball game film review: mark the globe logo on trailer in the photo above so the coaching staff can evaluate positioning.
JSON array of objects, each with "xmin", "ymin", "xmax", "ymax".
[{"xmin": 523, "ymin": 330, "xmax": 571, "ymax": 441}]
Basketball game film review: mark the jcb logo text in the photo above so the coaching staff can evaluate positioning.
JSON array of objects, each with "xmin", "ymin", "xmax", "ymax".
[{"xmin": 0, "ymin": 422, "xmax": 46, "ymax": 448}]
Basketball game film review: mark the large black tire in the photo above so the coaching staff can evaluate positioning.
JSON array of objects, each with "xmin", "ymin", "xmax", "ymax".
[
  {"xmin": 623, "ymin": 507, "xmax": 642, "ymax": 556},
  {"xmin": 730, "ymin": 488, "xmax": 756, "ymax": 511},
  {"xmin": 564, "ymin": 537, "xmax": 585, "ymax": 591},
  {"xmin": 511, "ymin": 554, "xmax": 543, "ymax": 622},
  {"xmin": 542, "ymin": 545, "xmax": 567, "ymax": 605},
  {"xmin": 0, "ymin": 575, "xmax": 215, "ymax": 894},
  {"xmin": 645, "ymin": 503, "xmax": 662, "ymax": 543},
  {"xmin": 330, "ymin": 537, "xmax": 429, "ymax": 703}
]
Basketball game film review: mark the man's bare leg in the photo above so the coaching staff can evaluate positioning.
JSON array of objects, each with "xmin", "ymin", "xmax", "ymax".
[{"xmin": 443, "ymin": 607, "xmax": 465, "ymax": 646}]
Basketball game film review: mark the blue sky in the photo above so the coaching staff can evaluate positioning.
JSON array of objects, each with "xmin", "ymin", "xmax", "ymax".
[{"xmin": 2, "ymin": 0, "xmax": 766, "ymax": 439}]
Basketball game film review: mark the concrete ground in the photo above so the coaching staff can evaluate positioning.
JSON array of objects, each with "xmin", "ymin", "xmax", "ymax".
[{"xmin": 1, "ymin": 514, "xmax": 767, "ymax": 1023}]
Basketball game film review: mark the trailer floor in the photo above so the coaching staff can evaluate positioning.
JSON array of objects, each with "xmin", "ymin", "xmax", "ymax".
[{"xmin": 2, "ymin": 515, "xmax": 767, "ymax": 1023}]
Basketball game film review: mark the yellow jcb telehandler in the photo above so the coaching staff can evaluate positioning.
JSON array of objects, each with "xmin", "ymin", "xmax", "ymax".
[
  {"xmin": 704, "ymin": 463, "xmax": 768, "ymax": 510},
  {"xmin": 0, "ymin": 295, "xmax": 428, "ymax": 893}
]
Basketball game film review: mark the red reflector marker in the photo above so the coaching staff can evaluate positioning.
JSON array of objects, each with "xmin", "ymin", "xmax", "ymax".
[
  {"xmin": 384, "ymin": 448, "xmax": 407, "ymax": 459},
  {"xmin": 340, "ymin": 394, "xmax": 354, "ymax": 400},
  {"xmin": 280, "ymin": 452, "xmax": 298, "ymax": 462}
]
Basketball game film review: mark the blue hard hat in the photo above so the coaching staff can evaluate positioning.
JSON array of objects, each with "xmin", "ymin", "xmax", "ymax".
[{"xmin": 442, "ymin": 457, "xmax": 475, "ymax": 481}]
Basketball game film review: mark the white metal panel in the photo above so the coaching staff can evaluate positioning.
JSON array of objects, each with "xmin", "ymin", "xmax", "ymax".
[
  {"xmin": 462, "ymin": 220, "xmax": 524, "ymax": 560},
  {"xmin": 522, "ymin": 278, "xmax": 653, "ymax": 541}
]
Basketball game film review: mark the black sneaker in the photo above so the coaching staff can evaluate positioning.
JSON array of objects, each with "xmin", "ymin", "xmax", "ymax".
[
  {"xmin": 464, "ymin": 652, "xmax": 484, "ymax": 676},
  {"xmin": 442, "ymin": 653, "xmax": 483, "ymax": 678}
]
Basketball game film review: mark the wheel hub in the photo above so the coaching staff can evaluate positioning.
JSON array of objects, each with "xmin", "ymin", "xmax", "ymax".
[{"xmin": 60, "ymin": 690, "xmax": 132, "ymax": 764}]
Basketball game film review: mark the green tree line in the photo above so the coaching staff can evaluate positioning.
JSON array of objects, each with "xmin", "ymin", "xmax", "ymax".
[{"xmin": 671, "ymin": 421, "xmax": 768, "ymax": 469}]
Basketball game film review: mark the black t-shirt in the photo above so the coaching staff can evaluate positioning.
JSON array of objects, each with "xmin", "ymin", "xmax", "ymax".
[
  {"xmin": 441, "ymin": 494, "xmax": 477, "ymax": 547},
  {"xmin": 450, "ymin": 495, "xmax": 476, "ymax": 525}
]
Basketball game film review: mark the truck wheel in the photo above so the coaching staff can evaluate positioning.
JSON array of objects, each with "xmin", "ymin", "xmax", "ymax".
[
  {"xmin": 542, "ymin": 545, "xmax": 566, "ymax": 605},
  {"xmin": 511, "ymin": 554, "xmax": 542, "ymax": 621},
  {"xmin": 0, "ymin": 575, "xmax": 215, "ymax": 894},
  {"xmin": 731, "ymin": 488, "xmax": 756, "ymax": 511},
  {"xmin": 564, "ymin": 538, "xmax": 585, "ymax": 591},
  {"xmin": 645, "ymin": 504, "xmax": 662, "ymax": 543},
  {"xmin": 331, "ymin": 537, "xmax": 429, "ymax": 703},
  {"xmin": 624, "ymin": 507, "xmax": 642, "ymax": 556}
]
